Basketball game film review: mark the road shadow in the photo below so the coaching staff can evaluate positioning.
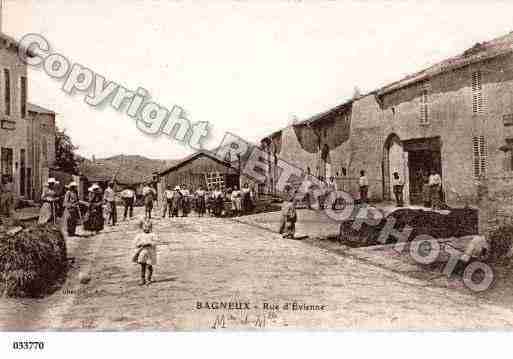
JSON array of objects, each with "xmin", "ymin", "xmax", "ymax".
[{"xmin": 152, "ymin": 277, "xmax": 178, "ymax": 284}]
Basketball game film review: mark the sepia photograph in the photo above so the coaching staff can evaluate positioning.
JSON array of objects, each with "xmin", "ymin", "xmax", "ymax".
[{"xmin": 1, "ymin": 0, "xmax": 513, "ymax": 356}]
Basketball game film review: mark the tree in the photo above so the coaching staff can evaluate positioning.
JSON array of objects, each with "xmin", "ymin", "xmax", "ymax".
[{"xmin": 55, "ymin": 128, "xmax": 79, "ymax": 174}]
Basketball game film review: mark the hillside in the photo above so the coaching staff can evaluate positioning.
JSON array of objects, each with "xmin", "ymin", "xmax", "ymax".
[{"xmin": 79, "ymin": 154, "xmax": 180, "ymax": 185}]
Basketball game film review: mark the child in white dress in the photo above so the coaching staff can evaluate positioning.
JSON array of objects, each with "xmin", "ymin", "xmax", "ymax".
[{"xmin": 132, "ymin": 220, "xmax": 158, "ymax": 285}]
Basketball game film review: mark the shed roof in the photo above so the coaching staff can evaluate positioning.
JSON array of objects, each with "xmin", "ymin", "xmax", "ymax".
[
  {"xmin": 28, "ymin": 103, "xmax": 56, "ymax": 115},
  {"xmin": 158, "ymin": 150, "xmax": 236, "ymax": 176}
]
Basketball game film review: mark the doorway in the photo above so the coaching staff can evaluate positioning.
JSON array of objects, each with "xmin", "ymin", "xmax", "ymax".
[
  {"xmin": 383, "ymin": 134, "xmax": 406, "ymax": 201},
  {"xmin": 403, "ymin": 137, "xmax": 442, "ymax": 204}
]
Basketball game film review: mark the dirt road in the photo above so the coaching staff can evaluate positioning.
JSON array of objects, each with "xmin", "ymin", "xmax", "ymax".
[{"xmin": 2, "ymin": 208, "xmax": 513, "ymax": 330}]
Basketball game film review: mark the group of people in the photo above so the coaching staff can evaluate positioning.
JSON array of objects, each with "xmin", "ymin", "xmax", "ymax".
[
  {"xmin": 302, "ymin": 175, "xmax": 339, "ymax": 210},
  {"xmin": 38, "ymin": 178, "xmax": 154, "ymax": 237},
  {"xmin": 161, "ymin": 183, "xmax": 255, "ymax": 218},
  {"xmin": 307, "ymin": 169, "xmax": 443, "ymax": 209}
]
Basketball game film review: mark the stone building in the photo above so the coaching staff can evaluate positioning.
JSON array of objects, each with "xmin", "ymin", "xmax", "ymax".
[
  {"xmin": 261, "ymin": 101, "xmax": 352, "ymax": 195},
  {"xmin": 353, "ymin": 31, "xmax": 513, "ymax": 206},
  {"xmin": 27, "ymin": 103, "xmax": 56, "ymax": 200},
  {"xmin": 262, "ymin": 31, "xmax": 513, "ymax": 206},
  {"xmin": 0, "ymin": 32, "xmax": 56, "ymax": 200}
]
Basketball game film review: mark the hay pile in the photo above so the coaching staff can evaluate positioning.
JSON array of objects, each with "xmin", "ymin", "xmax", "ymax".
[{"xmin": 0, "ymin": 223, "xmax": 67, "ymax": 298}]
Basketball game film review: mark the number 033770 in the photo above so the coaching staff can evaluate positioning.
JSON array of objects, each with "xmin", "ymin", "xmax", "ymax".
[{"xmin": 12, "ymin": 341, "xmax": 45, "ymax": 350}]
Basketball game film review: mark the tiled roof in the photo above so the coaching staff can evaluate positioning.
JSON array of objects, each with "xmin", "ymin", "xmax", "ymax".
[
  {"xmin": 158, "ymin": 150, "xmax": 233, "ymax": 175},
  {"xmin": 377, "ymin": 31, "xmax": 513, "ymax": 95}
]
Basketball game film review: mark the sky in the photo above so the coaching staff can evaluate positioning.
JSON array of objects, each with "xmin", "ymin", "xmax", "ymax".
[{"xmin": 4, "ymin": 0, "xmax": 513, "ymax": 160}]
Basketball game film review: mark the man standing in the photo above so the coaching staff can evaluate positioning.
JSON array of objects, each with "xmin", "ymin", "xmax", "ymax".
[
  {"xmin": 121, "ymin": 185, "xmax": 135, "ymax": 220},
  {"xmin": 104, "ymin": 181, "xmax": 117, "ymax": 226},
  {"xmin": 231, "ymin": 185, "xmax": 242, "ymax": 217},
  {"xmin": 170, "ymin": 186, "xmax": 183, "ymax": 218},
  {"xmin": 428, "ymin": 169, "xmax": 442, "ymax": 210},
  {"xmin": 181, "ymin": 184, "xmax": 191, "ymax": 217},
  {"xmin": 392, "ymin": 172, "xmax": 404, "ymax": 207},
  {"xmin": 359, "ymin": 170, "xmax": 369, "ymax": 204},
  {"xmin": 142, "ymin": 182, "xmax": 156, "ymax": 219}
]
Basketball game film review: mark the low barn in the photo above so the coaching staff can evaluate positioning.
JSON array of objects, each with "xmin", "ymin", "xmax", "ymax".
[
  {"xmin": 158, "ymin": 150, "xmax": 260, "ymax": 194},
  {"xmin": 158, "ymin": 150, "xmax": 243, "ymax": 193}
]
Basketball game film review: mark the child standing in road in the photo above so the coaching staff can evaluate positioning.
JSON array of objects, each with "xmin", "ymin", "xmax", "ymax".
[{"xmin": 132, "ymin": 220, "xmax": 158, "ymax": 285}]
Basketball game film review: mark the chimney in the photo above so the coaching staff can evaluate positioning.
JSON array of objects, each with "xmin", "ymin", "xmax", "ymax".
[{"xmin": 92, "ymin": 155, "xmax": 96, "ymax": 163}]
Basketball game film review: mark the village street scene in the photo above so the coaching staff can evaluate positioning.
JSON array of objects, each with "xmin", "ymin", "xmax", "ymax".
[{"xmin": 3, "ymin": 1, "xmax": 513, "ymax": 334}]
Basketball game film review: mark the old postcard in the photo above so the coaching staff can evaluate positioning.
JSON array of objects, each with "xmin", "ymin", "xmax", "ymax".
[{"xmin": 2, "ymin": 0, "xmax": 513, "ymax": 343}]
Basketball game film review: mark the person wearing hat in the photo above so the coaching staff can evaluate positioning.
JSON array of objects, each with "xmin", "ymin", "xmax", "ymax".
[
  {"xmin": 38, "ymin": 178, "xmax": 60, "ymax": 225},
  {"xmin": 142, "ymin": 181, "xmax": 156, "ymax": 219},
  {"xmin": 84, "ymin": 183, "xmax": 104, "ymax": 233},
  {"xmin": 63, "ymin": 181, "xmax": 80, "ymax": 236}
]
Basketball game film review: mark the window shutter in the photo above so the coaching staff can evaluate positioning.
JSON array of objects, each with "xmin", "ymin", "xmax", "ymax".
[
  {"xmin": 472, "ymin": 135, "xmax": 487, "ymax": 179},
  {"xmin": 473, "ymin": 136, "xmax": 480, "ymax": 178},
  {"xmin": 419, "ymin": 82, "xmax": 429, "ymax": 124},
  {"xmin": 472, "ymin": 70, "xmax": 483, "ymax": 114},
  {"xmin": 479, "ymin": 135, "xmax": 487, "ymax": 176}
]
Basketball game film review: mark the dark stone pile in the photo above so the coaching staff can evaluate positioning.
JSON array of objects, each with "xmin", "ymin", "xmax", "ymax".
[{"xmin": 339, "ymin": 208, "xmax": 478, "ymax": 247}]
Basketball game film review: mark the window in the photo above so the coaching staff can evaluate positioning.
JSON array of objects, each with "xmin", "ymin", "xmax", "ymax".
[
  {"xmin": 472, "ymin": 70, "xmax": 483, "ymax": 114},
  {"xmin": 20, "ymin": 149, "xmax": 26, "ymax": 196},
  {"xmin": 20, "ymin": 76, "xmax": 27, "ymax": 118},
  {"xmin": 419, "ymin": 83, "xmax": 429, "ymax": 124},
  {"xmin": 42, "ymin": 137, "xmax": 48, "ymax": 164},
  {"xmin": 205, "ymin": 172, "xmax": 224, "ymax": 190},
  {"xmin": 473, "ymin": 136, "xmax": 487, "ymax": 178},
  {"xmin": 4, "ymin": 69, "xmax": 10, "ymax": 116},
  {"xmin": 1, "ymin": 147, "xmax": 13, "ymax": 183}
]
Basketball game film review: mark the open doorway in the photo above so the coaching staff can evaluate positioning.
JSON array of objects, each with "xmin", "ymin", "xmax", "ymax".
[{"xmin": 403, "ymin": 137, "xmax": 442, "ymax": 204}]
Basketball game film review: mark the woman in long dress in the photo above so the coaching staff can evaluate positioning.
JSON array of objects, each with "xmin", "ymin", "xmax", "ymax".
[
  {"xmin": 62, "ymin": 181, "xmax": 80, "ymax": 236},
  {"xmin": 241, "ymin": 183, "xmax": 253, "ymax": 214},
  {"xmin": 84, "ymin": 184, "xmax": 104, "ymax": 233},
  {"xmin": 38, "ymin": 178, "xmax": 60, "ymax": 225}
]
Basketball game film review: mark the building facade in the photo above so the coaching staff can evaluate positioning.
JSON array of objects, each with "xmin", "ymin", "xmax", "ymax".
[
  {"xmin": 261, "ymin": 102, "xmax": 353, "ymax": 195},
  {"xmin": 0, "ymin": 33, "xmax": 56, "ymax": 200},
  {"xmin": 27, "ymin": 103, "xmax": 56, "ymax": 200},
  {"xmin": 262, "ymin": 31, "xmax": 513, "ymax": 207}
]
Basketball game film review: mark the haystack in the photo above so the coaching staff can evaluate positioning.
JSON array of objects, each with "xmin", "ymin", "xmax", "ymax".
[{"xmin": 0, "ymin": 223, "xmax": 67, "ymax": 298}]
